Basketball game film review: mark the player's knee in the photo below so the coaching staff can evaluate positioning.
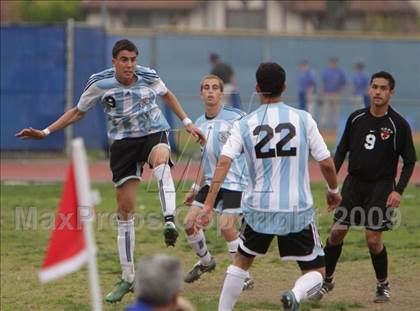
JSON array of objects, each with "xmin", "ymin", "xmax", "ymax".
[
  {"xmin": 153, "ymin": 157, "xmax": 169, "ymax": 167},
  {"xmin": 149, "ymin": 147, "xmax": 170, "ymax": 167},
  {"xmin": 183, "ymin": 221, "xmax": 195, "ymax": 235},
  {"xmin": 220, "ymin": 226, "xmax": 237, "ymax": 240},
  {"xmin": 117, "ymin": 204, "xmax": 134, "ymax": 220},
  {"xmin": 183, "ymin": 215, "xmax": 196, "ymax": 235},
  {"xmin": 184, "ymin": 226, "xmax": 195, "ymax": 236},
  {"xmin": 366, "ymin": 237, "xmax": 382, "ymax": 253},
  {"xmin": 329, "ymin": 230, "xmax": 345, "ymax": 245}
]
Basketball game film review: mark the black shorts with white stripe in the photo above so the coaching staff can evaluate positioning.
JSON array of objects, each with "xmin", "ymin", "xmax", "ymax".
[
  {"xmin": 110, "ymin": 131, "xmax": 173, "ymax": 187},
  {"xmin": 238, "ymin": 221, "xmax": 325, "ymax": 270}
]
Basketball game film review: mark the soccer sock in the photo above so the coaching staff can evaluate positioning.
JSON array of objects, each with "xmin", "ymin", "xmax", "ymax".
[
  {"xmin": 153, "ymin": 164, "xmax": 176, "ymax": 222},
  {"xmin": 324, "ymin": 239, "xmax": 343, "ymax": 281},
  {"xmin": 370, "ymin": 245, "xmax": 388, "ymax": 283},
  {"xmin": 291, "ymin": 271, "xmax": 323, "ymax": 302},
  {"xmin": 117, "ymin": 218, "xmax": 135, "ymax": 283},
  {"xmin": 218, "ymin": 265, "xmax": 249, "ymax": 311},
  {"xmin": 226, "ymin": 238, "xmax": 240, "ymax": 259},
  {"xmin": 186, "ymin": 229, "xmax": 212, "ymax": 265}
]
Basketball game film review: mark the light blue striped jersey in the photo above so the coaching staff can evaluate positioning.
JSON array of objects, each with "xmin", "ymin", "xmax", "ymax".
[
  {"xmin": 77, "ymin": 65, "xmax": 170, "ymax": 140},
  {"xmin": 221, "ymin": 102, "xmax": 330, "ymax": 234},
  {"xmin": 195, "ymin": 106, "xmax": 248, "ymax": 192}
]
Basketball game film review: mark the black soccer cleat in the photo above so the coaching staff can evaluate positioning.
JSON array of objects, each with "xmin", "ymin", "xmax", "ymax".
[
  {"xmin": 311, "ymin": 280, "xmax": 334, "ymax": 301},
  {"xmin": 163, "ymin": 221, "xmax": 178, "ymax": 247},
  {"xmin": 184, "ymin": 257, "xmax": 216, "ymax": 283},
  {"xmin": 374, "ymin": 283, "xmax": 390, "ymax": 303}
]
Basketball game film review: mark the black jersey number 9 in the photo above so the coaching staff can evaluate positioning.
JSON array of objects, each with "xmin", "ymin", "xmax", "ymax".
[{"xmin": 253, "ymin": 123, "xmax": 297, "ymax": 158}]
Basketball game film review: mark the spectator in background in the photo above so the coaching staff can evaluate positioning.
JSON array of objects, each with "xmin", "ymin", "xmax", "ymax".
[
  {"xmin": 352, "ymin": 62, "xmax": 370, "ymax": 109},
  {"xmin": 209, "ymin": 53, "xmax": 241, "ymax": 108},
  {"xmin": 126, "ymin": 255, "xmax": 196, "ymax": 311},
  {"xmin": 298, "ymin": 59, "xmax": 317, "ymax": 116},
  {"xmin": 320, "ymin": 58, "xmax": 347, "ymax": 129}
]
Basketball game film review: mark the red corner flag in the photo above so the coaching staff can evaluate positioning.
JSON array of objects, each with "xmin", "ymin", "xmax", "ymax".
[
  {"xmin": 39, "ymin": 162, "xmax": 88, "ymax": 282},
  {"xmin": 38, "ymin": 138, "xmax": 102, "ymax": 310}
]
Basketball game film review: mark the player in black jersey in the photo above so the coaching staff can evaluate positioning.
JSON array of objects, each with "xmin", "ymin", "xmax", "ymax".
[{"xmin": 316, "ymin": 71, "xmax": 417, "ymax": 303}]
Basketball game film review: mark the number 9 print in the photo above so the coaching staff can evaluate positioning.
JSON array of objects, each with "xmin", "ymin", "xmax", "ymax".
[{"xmin": 364, "ymin": 133, "xmax": 376, "ymax": 150}]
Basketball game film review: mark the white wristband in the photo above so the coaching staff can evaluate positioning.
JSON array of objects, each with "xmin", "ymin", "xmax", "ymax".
[
  {"xmin": 327, "ymin": 185, "xmax": 339, "ymax": 194},
  {"xmin": 42, "ymin": 128, "xmax": 50, "ymax": 136},
  {"xmin": 191, "ymin": 183, "xmax": 200, "ymax": 192},
  {"xmin": 182, "ymin": 117, "xmax": 192, "ymax": 126}
]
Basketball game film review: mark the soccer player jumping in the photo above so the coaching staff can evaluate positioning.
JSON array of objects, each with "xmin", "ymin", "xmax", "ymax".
[{"xmin": 16, "ymin": 39, "xmax": 205, "ymax": 303}]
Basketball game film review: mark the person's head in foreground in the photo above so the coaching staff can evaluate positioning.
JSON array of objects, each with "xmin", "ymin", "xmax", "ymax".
[
  {"xmin": 255, "ymin": 62, "xmax": 286, "ymax": 101},
  {"xmin": 127, "ymin": 254, "xmax": 194, "ymax": 311}
]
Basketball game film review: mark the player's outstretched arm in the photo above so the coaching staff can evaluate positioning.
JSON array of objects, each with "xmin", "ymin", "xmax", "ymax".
[
  {"xmin": 160, "ymin": 90, "xmax": 206, "ymax": 145},
  {"xmin": 15, "ymin": 107, "xmax": 86, "ymax": 140}
]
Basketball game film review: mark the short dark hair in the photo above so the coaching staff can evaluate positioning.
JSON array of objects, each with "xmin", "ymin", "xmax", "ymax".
[
  {"xmin": 256, "ymin": 62, "xmax": 286, "ymax": 98},
  {"xmin": 209, "ymin": 52, "xmax": 220, "ymax": 61},
  {"xmin": 370, "ymin": 71, "xmax": 395, "ymax": 90},
  {"xmin": 112, "ymin": 39, "xmax": 138, "ymax": 58}
]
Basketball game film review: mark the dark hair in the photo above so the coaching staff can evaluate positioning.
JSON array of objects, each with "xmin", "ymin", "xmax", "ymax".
[
  {"xmin": 112, "ymin": 39, "xmax": 138, "ymax": 58},
  {"xmin": 209, "ymin": 52, "xmax": 220, "ymax": 61},
  {"xmin": 256, "ymin": 62, "xmax": 286, "ymax": 98},
  {"xmin": 370, "ymin": 71, "xmax": 395, "ymax": 90}
]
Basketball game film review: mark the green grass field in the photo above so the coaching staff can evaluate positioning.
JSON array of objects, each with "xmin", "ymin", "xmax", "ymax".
[{"xmin": 1, "ymin": 182, "xmax": 419, "ymax": 310}]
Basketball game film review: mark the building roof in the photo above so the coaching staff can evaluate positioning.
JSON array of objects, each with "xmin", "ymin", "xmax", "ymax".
[
  {"xmin": 289, "ymin": 0, "xmax": 416, "ymax": 14},
  {"xmin": 81, "ymin": 0, "xmax": 202, "ymax": 11}
]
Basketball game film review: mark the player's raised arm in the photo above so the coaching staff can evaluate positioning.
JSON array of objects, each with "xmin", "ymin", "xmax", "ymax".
[
  {"xmin": 160, "ymin": 90, "xmax": 206, "ymax": 145},
  {"xmin": 15, "ymin": 107, "xmax": 86, "ymax": 140}
]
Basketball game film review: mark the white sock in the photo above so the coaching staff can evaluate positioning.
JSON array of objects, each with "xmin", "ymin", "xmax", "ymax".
[
  {"xmin": 218, "ymin": 265, "xmax": 249, "ymax": 311},
  {"xmin": 227, "ymin": 238, "xmax": 240, "ymax": 259},
  {"xmin": 291, "ymin": 271, "xmax": 323, "ymax": 302},
  {"xmin": 153, "ymin": 164, "xmax": 176, "ymax": 220},
  {"xmin": 117, "ymin": 218, "xmax": 135, "ymax": 283},
  {"xmin": 186, "ymin": 230, "xmax": 212, "ymax": 264}
]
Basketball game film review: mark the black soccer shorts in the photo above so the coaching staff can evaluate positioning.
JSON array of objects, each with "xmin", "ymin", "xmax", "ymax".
[
  {"xmin": 238, "ymin": 221, "xmax": 325, "ymax": 270},
  {"xmin": 334, "ymin": 175, "xmax": 395, "ymax": 231},
  {"xmin": 110, "ymin": 131, "xmax": 173, "ymax": 187},
  {"xmin": 192, "ymin": 185, "xmax": 243, "ymax": 214}
]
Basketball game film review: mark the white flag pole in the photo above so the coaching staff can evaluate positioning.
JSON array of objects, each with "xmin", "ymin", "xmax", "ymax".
[{"xmin": 72, "ymin": 138, "xmax": 102, "ymax": 311}]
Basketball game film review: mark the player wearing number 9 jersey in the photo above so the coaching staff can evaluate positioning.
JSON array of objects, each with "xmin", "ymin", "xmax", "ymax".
[
  {"xmin": 201, "ymin": 62, "xmax": 341, "ymax": 310},
  {"xmin": 319, "ymin": 71, "xmax": 417, "ymax": 304}
]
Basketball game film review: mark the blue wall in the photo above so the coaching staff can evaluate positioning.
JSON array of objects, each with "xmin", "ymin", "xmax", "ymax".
[
  {"xmin": 2, "ymin": 26, "xmax": 419, "ymax": 151},
  {"xmin": 72, "ymin": 27, "xmax": 108, "ymax": 150},
  {"xmin": 108, "ymin": 32, "xmax": 420, "ymax": 128},
  {"xmin": 1, "ymin": 25, "xmax": 107, "ymax": 151},
  {"xmin": 1, "ymin": 26, "xmax": 66, "ymax": 150}
]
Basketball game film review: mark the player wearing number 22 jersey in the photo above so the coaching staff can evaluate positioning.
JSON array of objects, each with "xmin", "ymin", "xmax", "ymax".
[
  {"xmin": 225, "ymin": 100, "xmax": 330, "ymax": 235},
  {"xmin": 205, "ymin": 63, "xmax": 340, "ymax": 311}
]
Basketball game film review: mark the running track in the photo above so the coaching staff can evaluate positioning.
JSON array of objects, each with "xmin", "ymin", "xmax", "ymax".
[{"xmin": 1, "ymin": 159, "xmax": 419, "ymax": 184}]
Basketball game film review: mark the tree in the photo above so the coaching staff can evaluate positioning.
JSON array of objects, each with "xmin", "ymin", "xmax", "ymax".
[{"xmin": 20, "ymin": 0, "xmax": 82, "ymax": 23}]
